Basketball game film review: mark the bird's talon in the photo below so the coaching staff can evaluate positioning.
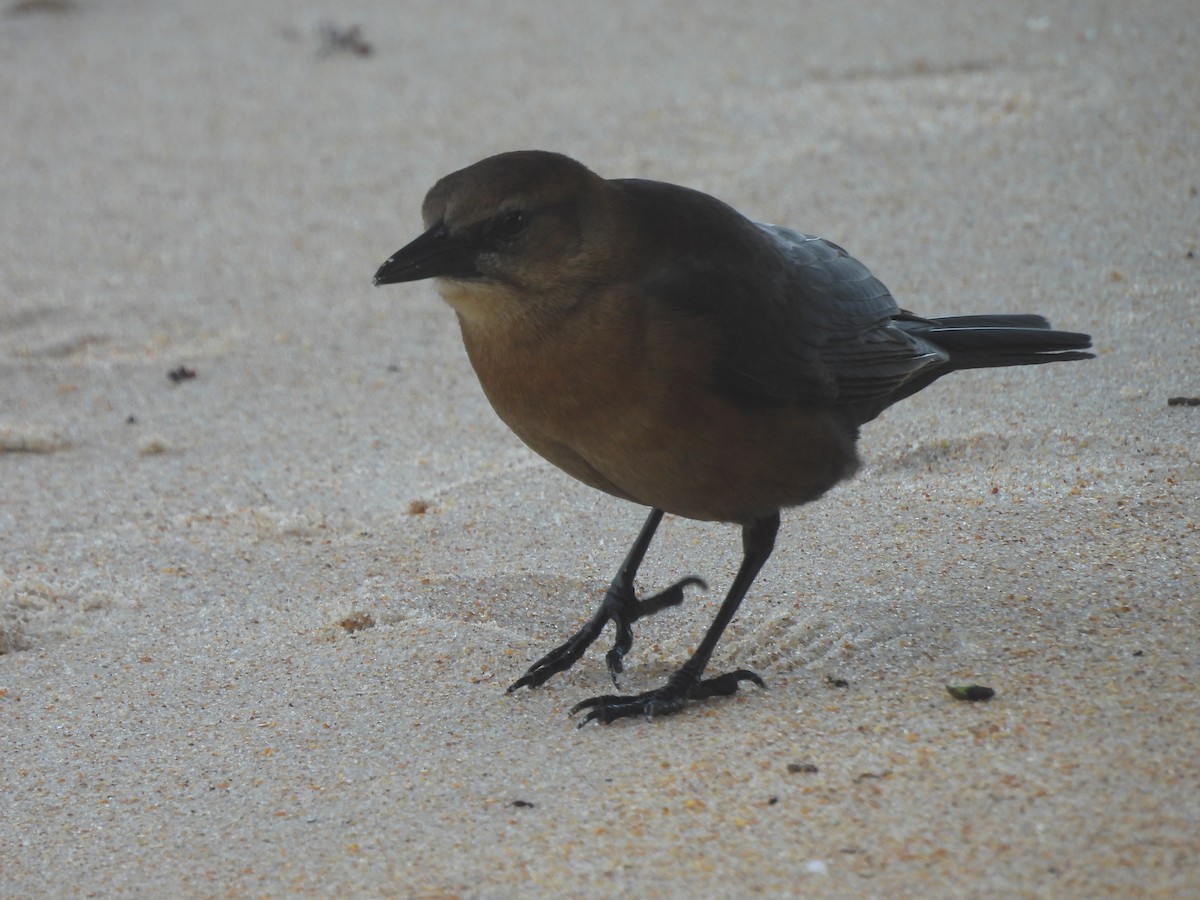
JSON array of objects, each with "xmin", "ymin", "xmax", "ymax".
[{"xmin": 569, "ymin": 668, "xmax": 763, "ymax": 725}]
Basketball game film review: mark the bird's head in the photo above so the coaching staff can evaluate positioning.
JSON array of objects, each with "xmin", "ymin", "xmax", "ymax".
[{"xmin": 374, "ymin": 151, "xmax": 615, "ymax": 320}]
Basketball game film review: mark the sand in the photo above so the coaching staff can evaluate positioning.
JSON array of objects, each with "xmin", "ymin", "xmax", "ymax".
[{"xmin": 2, "ymin": 1, "xmax": 1197, "ymax": 896}]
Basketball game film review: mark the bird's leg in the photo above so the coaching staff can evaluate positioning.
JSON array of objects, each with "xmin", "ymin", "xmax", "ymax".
[
  {"xmin": 602, "ymin": 511, "xmax": 708, "ymax": 683},
  {"xmin": 507, "ymin": 508, "xmax": 705, "ymax": 693},
  {"xmin": 571, "ymin": 512, "xmax": 778, "ymax": 725}
]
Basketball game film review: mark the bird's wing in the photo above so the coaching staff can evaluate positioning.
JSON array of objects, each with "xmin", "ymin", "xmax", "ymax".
[
  {"xmin": 754, "ymin": 224, "xmax": 948, "ymax": 406},
  {"xmin": 748, "ymin": 225, "xmax": 945, "ymax": 405},
  {"xmin": 639, "ymin": 218, "xmax": 946, "ymax": 413}
]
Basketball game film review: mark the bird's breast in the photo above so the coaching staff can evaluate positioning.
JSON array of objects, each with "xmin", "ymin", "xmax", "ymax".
[
  {"xmin": 446, "ymin": 282, "xmax": 672, "ymax": 489},
  {"xmin": 442, "ymin": 281, "xmax": 858, "ymax": 523}
]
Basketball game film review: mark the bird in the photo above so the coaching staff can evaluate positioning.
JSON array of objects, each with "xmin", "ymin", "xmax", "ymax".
[{"xmin": 373, "ymin": 150, "xmax": 1093, "ymax": 726}]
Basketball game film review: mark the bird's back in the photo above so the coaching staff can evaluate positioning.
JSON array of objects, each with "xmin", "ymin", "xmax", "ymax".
[{"xmin": 611, "ymin": 180, "xmax": 1091, "ymax": 425}]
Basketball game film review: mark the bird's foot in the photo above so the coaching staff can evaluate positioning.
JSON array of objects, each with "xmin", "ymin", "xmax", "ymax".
[
  {"xmin": 603, "ymin": 576, "xmax": 705, "ymax": 683},
  {"xmin": 507, "ymin": 575, "xmax": 704, "ymax": 693},
  {"xmin": 570, "ymin": 667, "xmax": 764, "ymax": 726},
  {"xmin": 506, "ymin": 625, "xmax": 599, "ymax": 693}
]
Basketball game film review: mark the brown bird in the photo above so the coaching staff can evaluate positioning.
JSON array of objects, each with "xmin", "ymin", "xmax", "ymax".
[{"xmin": 374, "ymin": 150, "xmax": 1093, "ymax": 725}]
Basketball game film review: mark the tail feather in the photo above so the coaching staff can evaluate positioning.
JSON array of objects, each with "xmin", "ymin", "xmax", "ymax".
[
  {"xmin": 883, "ymin": 313, "xmax": 1094, "ymax": 408},
  {"xmin": 920, "ymin": 313, "xmax": 1052, "ymax": 330}
]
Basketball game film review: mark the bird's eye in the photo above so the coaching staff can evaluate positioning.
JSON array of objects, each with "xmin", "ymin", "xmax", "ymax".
[{"xmin": 491, "ymin": 210, "xmax": 528, "ymax": 242}]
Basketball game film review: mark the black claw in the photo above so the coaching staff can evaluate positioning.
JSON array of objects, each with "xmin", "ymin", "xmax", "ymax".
[
  {"xmin": 637, "ymin": 576, "xmax": 707, "ymax": 617},
  {"xmin": 605, "ymin": 619, "xmax": 635, "ymax": 682},
  {"xmin": 602, "ymin": 575, "xmax": 706, "ymax": 685},
  {"xmin": 688, "ymin": 669, "xmax": 764, "ymax": 699},
  {"xmin": 569, "ymin": 693, "xmax": 623, "ymax": 716},
  {"xmin": 507, "ymin": 631, "xmax": 596, "ymax": 692},
  {"xmin": 571, "ymin": 668, "xmax": 764, "ymax": 726},
  {"xmin": 604, "ymin": 650, "xmax": 626, "ymax": 683},
  {"xmin": 509, "ymin": 572, "xmax": 708, "ymax": 694}
]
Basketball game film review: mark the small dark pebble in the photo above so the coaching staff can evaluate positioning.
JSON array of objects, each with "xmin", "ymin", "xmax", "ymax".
[
  {"xmin": 125, "ymin": 415, "xmax": 137, "ymax": 425},
  {"xmin": 786, "ymin": 762, "xmax": 819, "ymax": 774},
  {"xmin": 318, "ymin": 22, "xmax": 371, "ymax": 56},
  {"xmin": 511, "ymin": 799, "xmax": 535, "ymax": 808},
  {"xmin": 168, "ymin": 366, "xmax": 196, "ymax": 384},
  {"xmin": 7, "ymin": 0, "xmax": 78, "ymax": 14},
  {"xmin": 854, "ymin": 770, "xmax": 891, "ymax": 783},
  {"xmin": 1167, "ymin": 396, "xmax": 1200, "ymax": 406},
  {"xmin": 946, "ymin": 684, "xmax": 996, "ymax": 702},
  {"xmin": 767, "ymin": 796, "xmax": 779, "ymax": 805}
]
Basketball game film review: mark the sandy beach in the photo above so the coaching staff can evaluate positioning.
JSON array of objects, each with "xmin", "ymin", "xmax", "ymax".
[{"xmin": 2, "ymin": 1, "xmax": 1197, "ymax": 895}]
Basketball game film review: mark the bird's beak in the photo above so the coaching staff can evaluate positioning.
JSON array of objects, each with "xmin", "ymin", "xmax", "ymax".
[{"xmin": 373, "ymin": 224, "xmax": 481, "ymax": 285}]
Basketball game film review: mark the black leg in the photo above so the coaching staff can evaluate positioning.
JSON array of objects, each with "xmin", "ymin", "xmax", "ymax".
[
  {"xmin": 571, "ymin": 512, "xmax": 779, "ymax": 725},
  {"xmin": 507, "ymin": 508, "xmax": 706, "ymax": 693}
]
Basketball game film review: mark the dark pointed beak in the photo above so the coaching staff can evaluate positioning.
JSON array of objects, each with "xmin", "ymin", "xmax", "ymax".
[{"xmin": 373, "ymin": 224, "xmax": 482, "ymax": 285}]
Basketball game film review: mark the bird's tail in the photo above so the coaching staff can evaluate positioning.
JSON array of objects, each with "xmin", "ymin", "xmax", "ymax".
[{"xmin": 888, "ymin": 313, "xmax": 1094, "ymax": 405}]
